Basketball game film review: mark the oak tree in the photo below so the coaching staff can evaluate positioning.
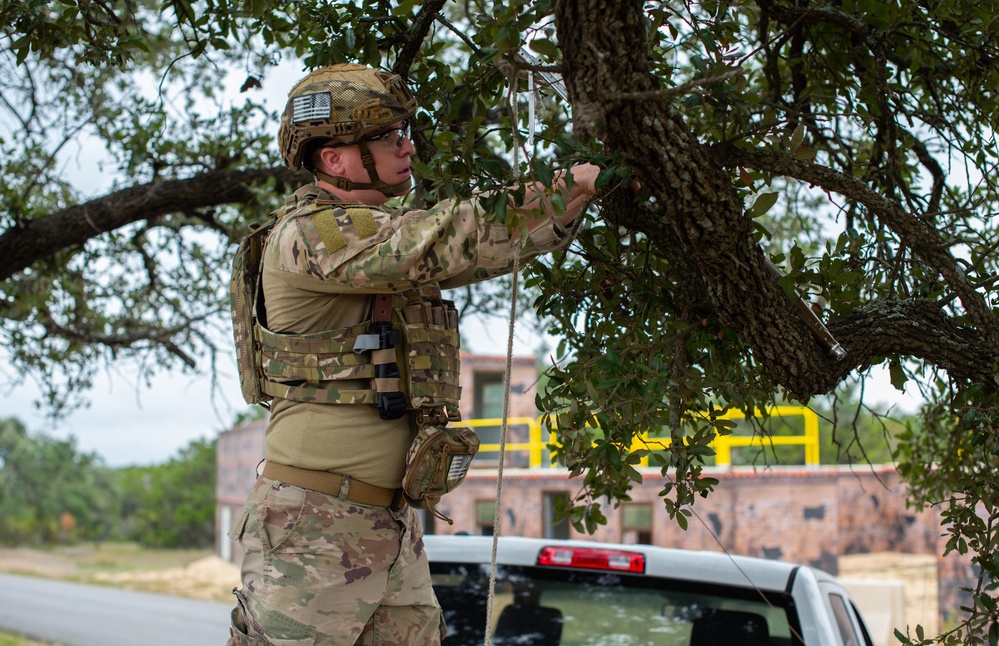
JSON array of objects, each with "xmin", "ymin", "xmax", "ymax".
[{"xmin": 1, "ymin": 2, "xmax": 996, "ymax": 640}]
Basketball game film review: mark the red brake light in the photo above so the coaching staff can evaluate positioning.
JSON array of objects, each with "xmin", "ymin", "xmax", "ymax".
[{"xmin": 537, "ymin": 546, "xmax": 645, "ymax": 573}]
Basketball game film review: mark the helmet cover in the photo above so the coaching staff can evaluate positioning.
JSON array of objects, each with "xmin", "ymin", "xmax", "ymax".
[{"xmin": 279, "ymin": 64, "xmax": 417, "ymax": 171}]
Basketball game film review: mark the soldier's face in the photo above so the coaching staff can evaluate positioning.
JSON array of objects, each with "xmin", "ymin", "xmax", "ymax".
[{"xmin": 339, "ymin": 122, "xmax": 415, "ymax": 203}]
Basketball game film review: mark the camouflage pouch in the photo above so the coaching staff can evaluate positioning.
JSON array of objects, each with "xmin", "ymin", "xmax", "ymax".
[{"xmin": 402, "ymin": 425, "xmax": 479, "ymax": 524}]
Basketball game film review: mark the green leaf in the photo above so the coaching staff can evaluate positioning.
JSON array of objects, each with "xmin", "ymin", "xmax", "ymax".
[
  {"xmin": 532, "ymin": 158, "xmax": 555, "ymax": 189},
  {"xmin": 391, "ymin": 0, "xmax": 421, "ymax": 15},
  {"xmin": 529, "ymin": 38, "xmax": 560, "ymax": 60},
  {"xmin": 889, "ymin": 361, "xmax": 908, "ymax": 391},
  {"xmin": 748, "ymin": 191, "xmax": 779, "ymax": 218},
  {"xmin": 789, "ymin": 123, "xmax": 806, "ymax": 151},
  {"xmin": 594, "ymin": 167, "xmax": 617, "ymax": 190},
  {"xmin": 793, "ymin": 146, "xmax": 817, "ymax": 161}
]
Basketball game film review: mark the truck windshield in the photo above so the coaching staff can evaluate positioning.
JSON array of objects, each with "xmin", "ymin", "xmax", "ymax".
[{"xmin": 431, "ymin": 563, "xmax": 803, "ymax": 646}]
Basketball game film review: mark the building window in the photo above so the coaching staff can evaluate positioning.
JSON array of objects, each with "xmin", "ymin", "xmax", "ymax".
[
  {"xmin": 476, "ymin": 501, "xmax": 496, "ymax": 536},
  {"xmin": 473, "ymin": 372, "xmax": 505, "ymax": 461},
  {"xmin": 622, "ymin": 503, "xmax": 653, "ymax": 545},
  {"xmin": 543, "ymin": 492, "xmax": 571, "ymax": 539},
  {"xmin": 474, "ymin": 372, "xmax": 506, "ymax": 419}
]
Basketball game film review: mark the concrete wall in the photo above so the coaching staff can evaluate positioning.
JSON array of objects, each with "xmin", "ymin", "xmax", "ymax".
[
  {"xmin": 434, "ymin": 466, "xmax": 939, "ymax": 573},
  {"xmin": 215, "ymin": 418, "xmax": 266, "ymax": 567}
]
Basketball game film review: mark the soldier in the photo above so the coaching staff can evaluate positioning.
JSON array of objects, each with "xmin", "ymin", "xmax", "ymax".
[{"xmin": 227, "ymin": 63, "xmax": 602, "ymax": 645}]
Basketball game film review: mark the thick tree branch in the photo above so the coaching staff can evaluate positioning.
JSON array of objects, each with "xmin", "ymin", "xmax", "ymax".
[
  {"xmin": 830, "ymin": 299, "xmax": 994, "ymax": 386},
  {"xmin": 710, "ymin": 143, "xmax": 999, "ymax": 354},
  {"xmin": 394, "ymin": 0, "xmax": 447, "ymax": 79},
  {"xmin": 0, "ymin": 166, "xmax": 307, "ymax": 282}
]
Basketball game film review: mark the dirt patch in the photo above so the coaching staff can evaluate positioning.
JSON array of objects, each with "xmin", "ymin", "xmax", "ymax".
[
  {"xmin": 92, "ymin": 555, "xmax": 240, "ymax": 602},
  {"xmin": 0, "ymin": 548, "xmax": 78, "ymax": 579}
]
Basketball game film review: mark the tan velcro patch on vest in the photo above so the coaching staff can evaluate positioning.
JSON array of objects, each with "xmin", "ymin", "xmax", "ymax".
[
  {"xmin": 346, "ymin": 208, "xmax": 378, "ymax": 238},
  {"xmin": 411, "ymin": 355, "xmax": 432, "ymax": 370},
  {"xmin": 314, "ymin": 211, "xmax": 347, "ymax": 252}
]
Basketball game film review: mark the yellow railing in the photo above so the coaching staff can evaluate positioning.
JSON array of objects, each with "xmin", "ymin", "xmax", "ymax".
[
  {"xmin": 465, "ymin": 417, "xmax": 550, "ymax": 468},
  {"xmin": 464, "ymin": 405, "xmax": 820, "ymax": 468},
  {"xmin": 711, "ymin": 405, "xmax": 820, "ymax": 466}
]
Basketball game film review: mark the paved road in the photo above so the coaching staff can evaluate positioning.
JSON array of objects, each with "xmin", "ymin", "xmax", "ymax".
[{"xmin": 0, "ymin": 573, "xmax": 231, "ymax": 645}]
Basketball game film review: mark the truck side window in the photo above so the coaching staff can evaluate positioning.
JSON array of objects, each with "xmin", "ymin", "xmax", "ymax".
[{"xmin": 829, "ymin": 593, "xmax": 859, "ymax": 646}]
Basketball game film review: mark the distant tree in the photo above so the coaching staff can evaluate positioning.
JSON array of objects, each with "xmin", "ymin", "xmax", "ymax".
[
  {"xmin": 116, "ymin": 437, "xmax": 216, "ymax": 549},
  {"xmin": 230, "ymin": 405, "xmax": 267, "ymax": 429},
  {"xmin": 0, "ymin": 417, "xmax": 117, "ymax": 544}
]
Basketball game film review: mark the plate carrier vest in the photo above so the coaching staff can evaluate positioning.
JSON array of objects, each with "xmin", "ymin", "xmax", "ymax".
[{"xmin": 230, "ymin": 187, "xmax": 462, "ymax": 424}]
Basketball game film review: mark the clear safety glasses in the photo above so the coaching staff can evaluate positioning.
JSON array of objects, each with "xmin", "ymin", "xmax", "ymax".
[{"xmin": 363, "ymin": 119, "xmax": 411, "ymax": 149}]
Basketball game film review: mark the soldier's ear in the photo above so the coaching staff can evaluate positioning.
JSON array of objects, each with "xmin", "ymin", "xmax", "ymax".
[{"xmin": 317, "ymin": 146, "xmax": 345, "ymax": 175}]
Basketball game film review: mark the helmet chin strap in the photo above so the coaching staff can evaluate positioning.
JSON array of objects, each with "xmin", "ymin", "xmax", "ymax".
[{"xmin": 313, "ymin": 140, "xmax": 410, "ymax": 197}]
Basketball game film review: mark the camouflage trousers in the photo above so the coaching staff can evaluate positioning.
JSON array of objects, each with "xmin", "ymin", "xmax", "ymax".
[{"xmin": 227, "ymin": 476, "xmax": 446, "ymax": 645}]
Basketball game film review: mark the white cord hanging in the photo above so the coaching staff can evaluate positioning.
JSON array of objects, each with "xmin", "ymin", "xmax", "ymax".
[
  {"xmin": 527, "ymin": 71, "xmax": 536, "ymax": 150},
  {"xmin": 482, "ymin": 250, "xmax": 520, "ymax": 646}
]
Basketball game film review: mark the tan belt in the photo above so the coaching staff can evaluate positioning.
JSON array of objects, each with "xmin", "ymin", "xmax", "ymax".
[{"xmin": 262, "ymin": 462, "xmax": 405, "ymax": 510}]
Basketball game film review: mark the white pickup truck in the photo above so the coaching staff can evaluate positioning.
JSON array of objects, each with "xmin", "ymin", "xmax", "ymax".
[{"xmin": 425, "ymin": 535, "xmax": 874, "ymax": 646}]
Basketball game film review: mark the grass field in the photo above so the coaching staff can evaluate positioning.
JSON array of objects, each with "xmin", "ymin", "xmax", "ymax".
[
  {"xmin": 0, "ymin": 541, "xmax": 215, "ymax": 578},
  {"xmin": 0, "ymin": 630, "xmax": 54, "ymax": 646}
]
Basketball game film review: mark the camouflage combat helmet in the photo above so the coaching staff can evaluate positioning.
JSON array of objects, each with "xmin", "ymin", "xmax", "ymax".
[{"xmin": 279, "ymin": 63, "xmax": 418, "ymax": 196}]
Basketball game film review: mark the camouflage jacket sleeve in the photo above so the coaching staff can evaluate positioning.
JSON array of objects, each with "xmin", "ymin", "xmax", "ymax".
[{"xmin": 267, "ymin": 195, "xmax": 575, "ymax": 294}]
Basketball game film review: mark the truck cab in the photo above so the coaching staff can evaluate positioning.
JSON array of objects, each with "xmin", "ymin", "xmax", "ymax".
[{"xmin": 425, "ymin": 534, "xmax": 875, "ymax": 646}]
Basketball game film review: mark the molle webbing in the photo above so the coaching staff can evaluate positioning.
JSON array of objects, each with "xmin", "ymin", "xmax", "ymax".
[
  {"xmin": 230, "ymin": 215, "xmax": 280, "ymax": 406},
  {"xmin": 256, "ymin": 321, "xmax": 378, "ymax": 404},
  {"xmin": 399, "ymin": 299, "xmax": 461, "ymax": 409}
]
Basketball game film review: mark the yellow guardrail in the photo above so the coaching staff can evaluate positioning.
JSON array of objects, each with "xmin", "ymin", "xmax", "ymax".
[
  {"xmin": 464, "ymin": 406, "xmax": 820, "ymax": 468},
  {"xmin": 464, "ymin": 417, "xmax": 551, "ymax": 468}
]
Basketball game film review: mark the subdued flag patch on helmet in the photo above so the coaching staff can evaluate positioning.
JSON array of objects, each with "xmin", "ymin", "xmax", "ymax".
[
  {"xmin": 278, "ymin": 63, "xmax": 419, "ymax": 196},
  {"xmin": 292, "ymin": 93, "xmax": 333, "ymax": 123}
]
